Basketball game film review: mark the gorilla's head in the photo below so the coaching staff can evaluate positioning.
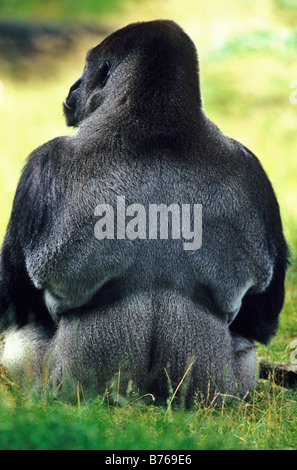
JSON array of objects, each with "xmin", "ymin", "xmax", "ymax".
[{"xmin": 63, "ymin": 20, "xmax": 201, "ymax": 128}]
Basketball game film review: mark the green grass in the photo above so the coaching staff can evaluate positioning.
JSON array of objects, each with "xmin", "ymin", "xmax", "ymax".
[
  {"xmin": 0, "ymin": 378, "xmax": 297, "ymax": 450},
  {"xmin": 0, "ymin": 0, "xmax": 297, "ymax": 450}
]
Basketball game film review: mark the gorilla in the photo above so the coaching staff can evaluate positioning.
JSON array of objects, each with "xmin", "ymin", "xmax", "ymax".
[{"xmin": 0, "ymin": 20, "xmax": 288, "ymax": 405}]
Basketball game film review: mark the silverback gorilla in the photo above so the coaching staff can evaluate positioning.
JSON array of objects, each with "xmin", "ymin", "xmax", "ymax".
[{"xmin": 0, "ymin": 20, "xmax": 288, "ymax": 405}]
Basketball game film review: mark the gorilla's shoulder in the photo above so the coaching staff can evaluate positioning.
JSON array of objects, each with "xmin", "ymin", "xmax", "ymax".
[
  {"xmin": 27, "ymin": 136, "xmax": 72, "ymax": 162},
  {"xmin": 15, "ymin": 136, "xmax": 74, "ymax": 205},
  {"xmin": 23, "ymin": 136, "xmax": 75, "ymax": 177},
  {"xmin": 229, "ymin": 138, "xmax": 271, "ymax": 180},
  {"xmin": 231, "ymin": 138, "xmax": 262, "ymax": 165}
]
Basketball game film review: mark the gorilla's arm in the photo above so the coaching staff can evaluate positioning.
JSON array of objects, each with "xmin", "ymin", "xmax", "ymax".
[
  {"xmin": 0, "ymin": 240, "xmax": 51, "ymax": 328},
  {"xmin": 229, "ymin": 143, "xmax": 289, "ymax": 344},
  {"xmin": 230, "ymin": 257, "xmax": 287, "ymax": 344},
  {"xmin": 0, "ymin": 140, "xmax": 63, "ymax": 327}
]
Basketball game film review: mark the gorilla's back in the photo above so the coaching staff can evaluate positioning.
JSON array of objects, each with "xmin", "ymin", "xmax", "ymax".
[{"xmin": 37, "ymin": 121, "xmax": 277, "ymax": 330}]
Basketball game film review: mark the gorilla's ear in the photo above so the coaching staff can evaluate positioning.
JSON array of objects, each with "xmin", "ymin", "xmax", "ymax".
[{"xmin": 96, "ymin": 61, "xmax": 111, "ymax": 89}]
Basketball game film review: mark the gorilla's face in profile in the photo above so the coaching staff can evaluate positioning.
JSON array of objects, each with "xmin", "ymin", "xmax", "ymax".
[{"xmin": 63, "ymin": 61, "xmax": 111, "ymax": 127}]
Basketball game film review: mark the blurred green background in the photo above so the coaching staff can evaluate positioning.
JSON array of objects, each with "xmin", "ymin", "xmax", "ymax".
[{"xmin": 0, "ymin": 0, "xmax": 296, "ymax": 255}]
